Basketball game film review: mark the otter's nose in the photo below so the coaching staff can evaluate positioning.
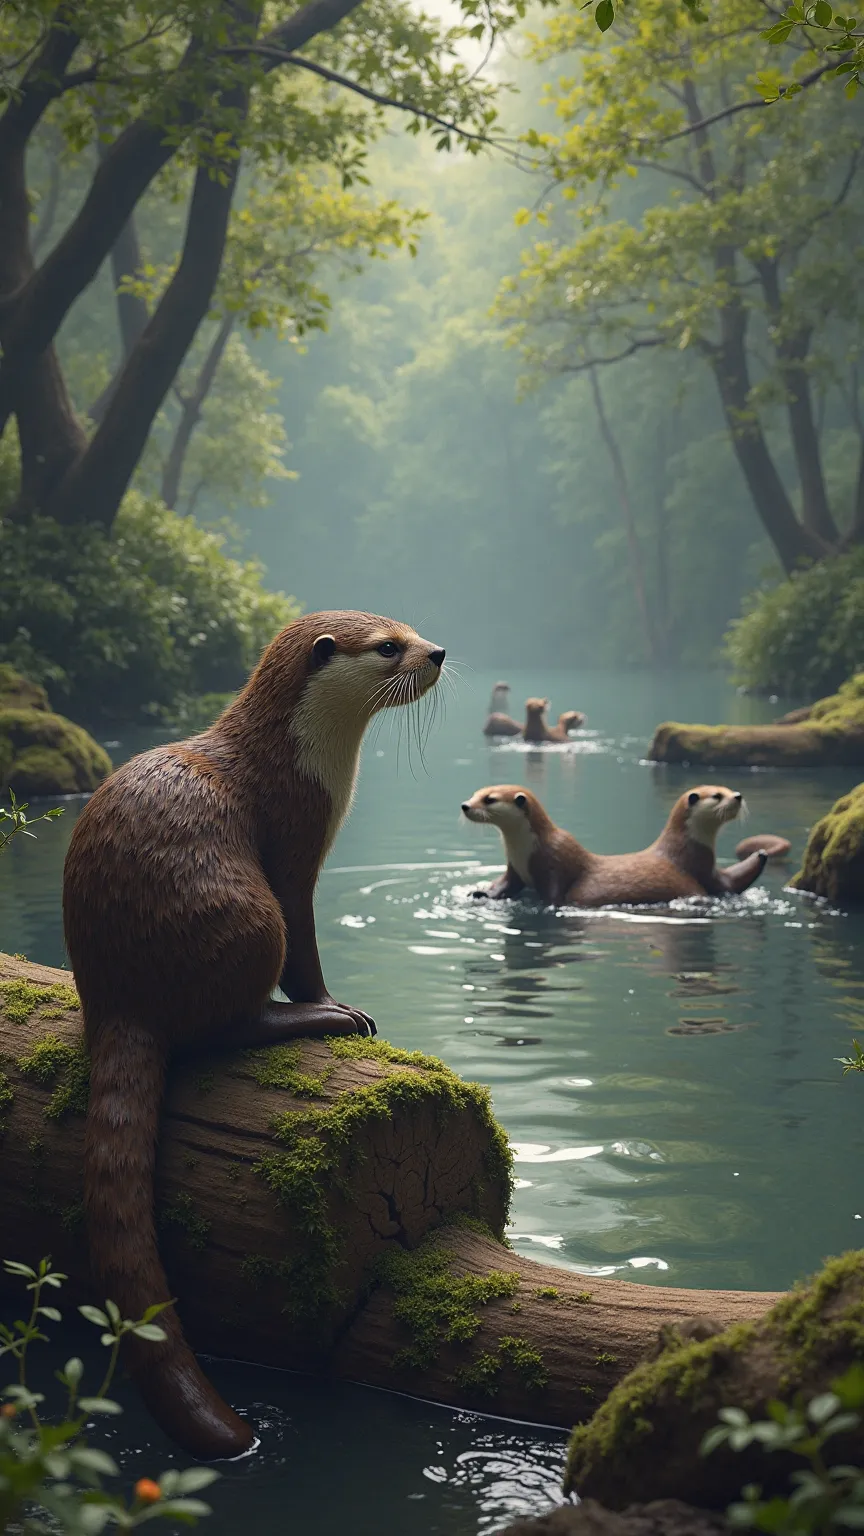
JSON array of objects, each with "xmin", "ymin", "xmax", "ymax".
[
  {"xmin": 461, "ymin": 801, "xmax": 471, "ymax": 813},
  {"xmin": 734, "ymin": 792, "xmax": 742, "ymax": 803},
  {"xmin": 429, "ymin": 647, "xmax": 445, "ymax": 668}
]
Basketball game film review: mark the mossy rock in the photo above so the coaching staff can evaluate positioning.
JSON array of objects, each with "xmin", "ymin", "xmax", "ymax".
[
  {"xmin": 564, "ymin": 1250, "xmax": 864, "ymax": 1509},
  {"xmin": 649, "ymin": 673, "xmax": 864, "ymax": 768},
  {"xmin": 791, "ymin": 782, "xmax": 864, "ymax": 903},
  {"xmin": 0, "ymin": 665, "xmax": 49, "ymax": 712},
  {"xmin": 0, "ymin": 705, "xmax": 111, "ymax": 797}
]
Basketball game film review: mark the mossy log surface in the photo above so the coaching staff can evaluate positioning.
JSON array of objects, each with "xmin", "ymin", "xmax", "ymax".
[
  {"xmin": 565, "ymin": 1250, "xmax": 864, "ymax": 1509},
  {"xmin": 649, "ymin": 674, "xmax": 864, "ymax": 768},
  {"xmin": 0, "ymin": 953, "xmax": 777, "ymax": 1430},
  {"xmin": 791, "ymin": 781, "xmax": 864, "ymax": 902}
]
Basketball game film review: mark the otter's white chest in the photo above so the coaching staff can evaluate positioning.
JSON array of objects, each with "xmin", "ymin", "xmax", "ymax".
[
  {"xmin": 291, "ymin": 707, "xmax": 364, "ymax": 854},
  {"xmin": 502, "ymin": 822, "xmax": 539, "ymax": 884}
]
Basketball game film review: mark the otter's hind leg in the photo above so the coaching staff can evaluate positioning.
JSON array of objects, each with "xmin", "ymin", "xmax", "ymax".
[{"xmin": 716, "ymin": 850, "xmax": 768, "ymax": 895}]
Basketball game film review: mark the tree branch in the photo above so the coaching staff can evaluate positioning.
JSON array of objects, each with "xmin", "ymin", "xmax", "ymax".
[
  {"xmin": 161, "ymin": 312, "xmax": 235, "ymax": 509},
  {"xmin": 0, "ymin": 0, "xmax": 369, "ymax": 443},
  {"xmin": 559, "ymin": 337, "xmax": 666, "ymax": 371},
  {"xmin": 230, "ymin": 45, "xmax": 503, "ymax": 150},
  {"xmin": 653, "ymin": 55, "xmax": 849, "ymax": 145}
]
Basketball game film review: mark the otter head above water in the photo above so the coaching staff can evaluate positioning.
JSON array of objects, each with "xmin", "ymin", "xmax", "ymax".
[{"xmin": 679, "ymin": 784, "xmax": 745, "ymax": 849}]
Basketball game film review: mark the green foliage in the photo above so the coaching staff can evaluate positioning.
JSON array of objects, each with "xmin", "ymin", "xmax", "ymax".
[
  {"xmin": 837, "ymin": 1038, "xmax": 864, "ymax": 1073},
  {"xmin": 701, "ymin": 1364, "xmax": 864, "ymax": 1535},
  {"xmin": 0, "ymin": 1256, "xmax": 216, "ymax": 1532},
  {"xmin": 0, "ymin": 487, "xmax": 297, "ymax": 720},
  {"xmin": 725, "ymin": 554, "xmax": 864, "ymax": 698},
  {"xmin": 0, "ymin": 790, "xmax": 63, "ymax": 857},
  {"xmin": 16, "ymin": 1033, "xmax": 91, "ymax": 1120}
]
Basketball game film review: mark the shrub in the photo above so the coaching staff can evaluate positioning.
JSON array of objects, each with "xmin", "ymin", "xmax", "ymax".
[
  {"xmin": 725, "ymin": 551, "xmax": 864, "ymax": 700},
  {"xmin": 0, "ymin": 495, "xmax": 299, "ymax": 722}
]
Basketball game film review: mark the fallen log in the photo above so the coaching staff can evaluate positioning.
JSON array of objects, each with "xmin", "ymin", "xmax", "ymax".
[
  {"xmin": 0, "ymin": 952, "xmax": 777, "ymax": 1432},
  {"xmin": 649, "ymin": 673, "xmax": 864, "ymax": 768}
]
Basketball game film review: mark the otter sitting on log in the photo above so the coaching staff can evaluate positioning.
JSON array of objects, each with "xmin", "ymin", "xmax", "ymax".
[
  {"xmin": 523, "ymin": 698, "xmax": 586, "ymax": 743},
  {"xmin": 483, "ymin": 681, "xmax": 522, "ymax": 737},
  {"xmin": 62, "ymin": 611, "xmax": 445, "ymax": 1461},
  {"xmin": 462, "ymin": 784, "xmax": 767, "ymax": 905}
]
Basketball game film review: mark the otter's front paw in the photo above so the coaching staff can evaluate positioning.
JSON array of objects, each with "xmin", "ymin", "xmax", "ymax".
[{"xmin": 470, "ymin": 888, "xmax": 490, "ymax": 900}]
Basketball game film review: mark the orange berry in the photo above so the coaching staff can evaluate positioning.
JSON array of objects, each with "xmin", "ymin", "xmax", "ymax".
[
  {"xmin": 0, "ymin": 1403, "xmax": 17, "ymax": 1419},
  {"xmin": 134, "ymin": 1479, "xmax": 162, "ymax": 1504}
]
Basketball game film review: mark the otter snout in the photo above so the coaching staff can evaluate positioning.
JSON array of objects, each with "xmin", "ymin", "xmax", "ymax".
[{"xmin": 429, "ymin": 647, "xmax": 445, "ymax": 668}]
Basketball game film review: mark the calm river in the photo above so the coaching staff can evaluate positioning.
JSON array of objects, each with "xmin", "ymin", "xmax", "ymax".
[{"xmin": 3, "ymin": 667, "xmax": 863, "ymax": 1533}]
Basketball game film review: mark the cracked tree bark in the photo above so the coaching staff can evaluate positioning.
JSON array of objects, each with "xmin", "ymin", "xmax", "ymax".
[{"xmin": 0, "ymin": 953, "xmax": 778, "ymax": 1432}]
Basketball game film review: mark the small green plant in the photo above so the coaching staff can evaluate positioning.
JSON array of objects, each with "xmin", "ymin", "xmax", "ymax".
[
  {"xmin": 836, "ymin": 1040, "xmax": 864, "ymax": 1075},
  {"xmin": 701, "ymin": 1364, "xmax": 864, "ymax": 1535},
  {"xmin": 0, "ymin": 791, "xmax": 63, "ymax": 857},
  {"xmin": 0, "ymin": 1256, "xmax": 218, "ymax": 1532}
]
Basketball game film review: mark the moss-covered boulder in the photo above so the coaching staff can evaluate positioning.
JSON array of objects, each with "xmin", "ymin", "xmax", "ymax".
[
  {"xmin": 0, "ymin": 668, "xmax": 111, "ymax": 797},
  {"xmin": 564, "ymin": 1251, "xmax": 864, "ymax": 1509},
  {"xmin": 791, "ymin": 783, "xmax": 864, "ymax": 902},
  {"xmin": 649, "ymin": 674, "xmax": 864, "ymax": 768}
]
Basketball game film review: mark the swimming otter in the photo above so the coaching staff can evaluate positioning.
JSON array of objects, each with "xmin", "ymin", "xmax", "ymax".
[
  {"xmin": 483, "ymin": 681, "xmax": 521, "ymax": 737},
  {"xmin": 63, "ymin": 611, "xmax": 444, "ymax": 1461},
  {"xmin": 462, "ymin": 784, "xmax": 766, "ymax": 905},
  {"xmin": 523, "ymin": 699, "xmax": 586, "ymax": 743}
]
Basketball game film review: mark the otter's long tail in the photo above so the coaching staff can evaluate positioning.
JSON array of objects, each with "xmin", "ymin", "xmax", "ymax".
[{"xmin": 84, "ymin": 1020, "xmax": 253, "ymax": 1459}]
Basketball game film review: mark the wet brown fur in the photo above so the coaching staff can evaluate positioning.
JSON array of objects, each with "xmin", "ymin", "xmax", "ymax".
[
  {"xmin": 63, "ymin": 610, "xmax": 443, "ymax": 1461},
  {"xmin": 735, "ymin": 833, "xmax": 791, "ymax": 861},
  {"xmin": 522, "ymin": 698, "xmax": 586, "ymax": 743},
  {"xmin": 463, "ymin": 784, "xmax": 767, "ymax": 906}
]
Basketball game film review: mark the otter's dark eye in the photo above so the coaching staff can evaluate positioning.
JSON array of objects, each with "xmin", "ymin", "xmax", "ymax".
[
  {"xmin": 484, "ymin": 794, "xmax": 497, "ymax": 805},
  {"xmin": 712, "ymin": 792, "xmax": 723, "ymax": 801},
  {"xmin": 377, "ymin": 641, "xmax": 401, "ymax": 658}
]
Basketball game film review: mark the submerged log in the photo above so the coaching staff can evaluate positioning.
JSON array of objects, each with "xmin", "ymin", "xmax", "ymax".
[
  {"xmin": 0, "ymin": 952, "xmax": 777, "ymax": 1432},
  {"xmin": 649, "ymin": 674, "xmax": 864, "ymax": 769}
]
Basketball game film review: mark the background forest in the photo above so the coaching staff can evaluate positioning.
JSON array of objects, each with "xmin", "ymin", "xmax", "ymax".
[{"xmin": 3, "ymin": 0, "xmax": 864, "ymax": 719}]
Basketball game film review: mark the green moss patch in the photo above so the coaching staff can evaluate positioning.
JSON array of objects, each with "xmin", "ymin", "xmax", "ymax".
[
  {"xmin": 0, "ymin": 1068, "xmax": 13, "ymax": 1134},
  {"xmin": 378, "ymin": 1233, "xmax": 521, "ymax": 1371},
  {"xmin": 772, "ymin": 1249, "xmax": 864, "ymax": 1375},
  {"xmin": 792, "ymin": 783, "xmax": 864, "ymax": 902},
  {"xmin": 0, "ymin": 704, "xmax": 111, "ymax": 796},
  {"xmin": 565, "ymin": 1319, "xmax": 757, "ymax": 1493},
  {"xmin": 245, "ymin": 1042, "xmax": 334, "ymax": 1098},
  {"xmin": 0, "ymin": 977, "xmax": 79, "ymax": 1025},
  {"xmin": 454, "ymin": 1334, "xmax": 547, "ymax": 1395},
  {"xmin": 16, "ymin": 1032, "xmax": 90, "ymax": 1119},
  {"xmin": 160, "ymin": 1193, "xmax": 211, "ymax": 1251},
  {"xmin": 250, "ymin": 1041, "xmax": 513, "ymax": 1327}
]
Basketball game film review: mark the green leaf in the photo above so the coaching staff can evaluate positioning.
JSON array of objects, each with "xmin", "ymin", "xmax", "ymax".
[
  {"xmin": 63, "ymin": 1357, "xmax": 84, "ymax": 1385},
  {"xmin": 38, "ymin": 1306, "xmax": 62, "ymax": 1322},
  {"xmin": 171, "ymin": 1468, "xmax": 220, "ymax": 1494},
  {"xmin": 78, "ymin": 1397, "xmax": 124, "ymax": 1416},
  {"xmin": 762, "ymin": 19, "xmax": 796, "ymax": 40},
  {"xmin": 3, "ymin": 1261, "xmax": 37, "ymax": 1278},
  {"xmin": 595, "ymin": 0, "xmax": 615, "ymax": 30},
  {"xmin": 846, "ymin": 76, "xmax": 860, "ymax": 95},
  {"xmin": 813, "ymin": 1, "xmax": 834, "ymax": 25},
  {"xmin": 79, "ymin": 1305, "xmax": 109, "ymax": 1327},
  {"xmin": 808, "ymin": 1392, "xmax": 841, "ymax": 1423},
  {"xmin": 68, "ymin": 1447, "xmax": 120, "ymax": 1476},
  {"xmin": 132, "ymin": 1323, "xmax": 168, "ymax": 1342}
]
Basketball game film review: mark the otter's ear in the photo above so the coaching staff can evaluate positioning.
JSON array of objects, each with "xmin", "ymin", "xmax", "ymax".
[
  {"xmin": 514, "ymin": 793, "xmax": 528, "ymax": 810},
  {"xmin": 687, "ymin": 791, "xmax": 700, "ymax": 807},
  {"xmin": 311, "ymin": 634, "xmax": 337, "ymax": 668}
]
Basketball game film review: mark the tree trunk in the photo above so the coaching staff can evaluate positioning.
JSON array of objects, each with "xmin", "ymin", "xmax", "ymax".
[
  {"xmin": 0, "ymin": 11, "xmax": 88, "ymax": 518},
  {"xmin": 588, "ymin": 367, "xmax": 659, "ymax": 663},
  {"xmin": 758, "ymin": 261, "xmax": 838, "ymax": 546},
  {"xmin": 709, "ymin": 304, "xmax": 825, "ymax": 573},
  {"xmin": 161, "ymin": 313, "xmax": 235, "ymax": 509},
  {"xmin": 0, "ymin": 952, "xmax": 777, "ymax": 1434},
  {"xmin": 46, "ymin": 106, "xmax": 248, "ymax": 528},
  {"xmin": 86, "ymin": 138, "xmax": 151, "ymax": 426}
]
